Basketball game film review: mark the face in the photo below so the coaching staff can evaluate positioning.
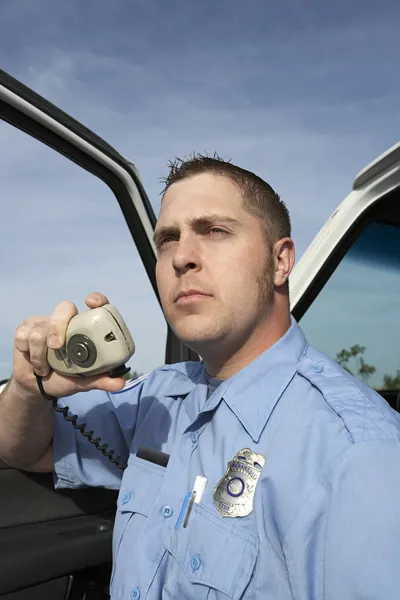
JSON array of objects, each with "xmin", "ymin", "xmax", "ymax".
[{"xmin": 154, "ymin": 173, "xmax": 275, "ymax": 356}]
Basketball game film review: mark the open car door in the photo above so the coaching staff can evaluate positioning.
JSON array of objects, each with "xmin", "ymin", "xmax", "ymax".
[
  {"xmin": 290, "ymin": 142, "xmax": 400, "ymax": 410},
  {"xmin": 0, "ymin": 69, "xmax": 196, "ymax": 600}
]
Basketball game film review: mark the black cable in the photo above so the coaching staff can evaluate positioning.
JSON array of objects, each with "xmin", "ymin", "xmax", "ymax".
[{"xmin": 34, "ymin": 372, "xmax": 127, "ymax": 470}]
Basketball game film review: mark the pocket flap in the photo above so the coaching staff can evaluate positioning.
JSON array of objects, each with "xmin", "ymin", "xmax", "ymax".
[
  {"xmin": 117, "ymin": 456, "xmax": 165, "ymax": 516},
  {"xmin": 163, "ymin": 503, "xmax": 258, "ymax": 600}
]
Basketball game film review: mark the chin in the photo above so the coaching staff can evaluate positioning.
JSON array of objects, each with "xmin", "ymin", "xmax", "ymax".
[{"xmin": 172, "ymin": 320, "xmax": 222, "ymax": 349}]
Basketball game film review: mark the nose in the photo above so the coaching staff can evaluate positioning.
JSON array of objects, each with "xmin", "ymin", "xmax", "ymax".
[{"xmin": 172, "ymin": 234, "xmax": 201, "ymax": 274}]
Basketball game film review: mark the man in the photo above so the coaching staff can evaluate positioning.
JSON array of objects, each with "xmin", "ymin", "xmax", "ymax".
[{"xmin": 1, "ymin": 155, "xmax": 400, "ymax": 599}]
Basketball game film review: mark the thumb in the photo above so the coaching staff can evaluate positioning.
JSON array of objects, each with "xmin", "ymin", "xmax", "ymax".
[{"xmin": 76, "ymin": 374, "xmax": 126, "ymax": 393}]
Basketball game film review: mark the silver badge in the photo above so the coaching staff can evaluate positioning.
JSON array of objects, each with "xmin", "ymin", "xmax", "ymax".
[{"xmin": 213, "ymin": 448, "xmax": 265, "ymax": 518}]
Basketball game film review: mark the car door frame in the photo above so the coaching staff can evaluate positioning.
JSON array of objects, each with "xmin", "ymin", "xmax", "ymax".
[
  {"xmin": 289, "ymin": 141, "xmax": 400, "ymax": 321},
  {"xmin": 0, "ymin": 68, "xmax": 198, "ymax": 367}
]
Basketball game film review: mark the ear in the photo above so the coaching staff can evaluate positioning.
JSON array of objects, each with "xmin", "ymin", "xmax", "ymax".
[{"xmin": 273, "ymin": 238, "xmax": 295, "ymax": 287}]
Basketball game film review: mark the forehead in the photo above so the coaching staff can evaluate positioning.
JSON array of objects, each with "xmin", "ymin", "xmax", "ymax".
[{"xmin": 158, "ymin": 173, "xmax": 245, "ymax": 225}]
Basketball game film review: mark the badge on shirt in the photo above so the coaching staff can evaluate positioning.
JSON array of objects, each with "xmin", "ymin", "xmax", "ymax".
[{"xmin": 213, "ymin": 448, "xmax": 265, "ymax": 518}]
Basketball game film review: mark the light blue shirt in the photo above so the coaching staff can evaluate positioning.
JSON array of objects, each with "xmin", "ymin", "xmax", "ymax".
[{"xmin": 53, "ymin": 318, "xmax": 400, "ymax": 600}]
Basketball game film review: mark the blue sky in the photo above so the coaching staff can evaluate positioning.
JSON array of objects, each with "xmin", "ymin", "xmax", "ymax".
[{"xmin": 0, "ymin": 0, "xmax": 399, "ymax": 379}]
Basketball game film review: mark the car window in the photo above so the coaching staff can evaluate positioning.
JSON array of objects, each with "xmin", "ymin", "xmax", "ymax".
[
  {"xmin": 299, "ymin": 219, "xmax": 400, "ymax": 393},
  {"xmin": 0, "ymin": 121, "xmax": 167, "ymax": 383}
]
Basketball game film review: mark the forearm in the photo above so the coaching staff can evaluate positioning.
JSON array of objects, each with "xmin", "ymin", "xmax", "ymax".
[{"xmin": 0, "ymin": 377, "xmax": 54, "ymax": 468}]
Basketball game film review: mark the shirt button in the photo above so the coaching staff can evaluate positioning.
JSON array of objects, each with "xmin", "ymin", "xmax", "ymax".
[
  {"xmin": 122, "ymin": 491, "xmax": 132, "ymax": 504},
  {"xmin": 162, "ymin": 505, "xmax": 173, "ymax": 518},
  {"xmin": 191, "ymin": 431, "xmax": 199, "ymax": 443},
  {"xmin": 130, "ymin": 587, "xmax": 140, "ymax": 600},
  {"xmin": 312, "ymin": 364, "xmax": 323, "ymax": 373},
  {"xmin": 190, "ymin": 555, "xmax": 201, "ymax": 571}
]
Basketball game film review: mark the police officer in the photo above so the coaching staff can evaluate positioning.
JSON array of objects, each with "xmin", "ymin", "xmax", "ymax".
[{"xmin": 1, "ymin": 155, "xmax": 400, "ymax": 599}]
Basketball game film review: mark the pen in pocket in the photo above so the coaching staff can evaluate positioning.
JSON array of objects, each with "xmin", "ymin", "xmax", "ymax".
[
  {"xmin": 183, "ymin": 476, "xmax": 208, "ymax": 529},
  {"xmin": 183, "ymin": 491, "xmax": 196, "ymax": 528},
  {"xmin": 175, "ymin": 492, "xmax": 192, "ymax": 530},
  {"xmin": 175, "ymin": 476, "xmax": 208, "ymax": 530}
]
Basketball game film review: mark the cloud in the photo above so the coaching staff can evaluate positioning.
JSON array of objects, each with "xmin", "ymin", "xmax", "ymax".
[
  {"xmin": 0, "ymin": 0, "xmax": 399, "ymax": 378},
  {"xmin": 4, "ymin": 48, "xmax": 380, "ymax": 238}
]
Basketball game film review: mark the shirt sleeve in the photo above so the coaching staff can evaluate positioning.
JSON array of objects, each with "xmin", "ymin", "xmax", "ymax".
[
  {"xmin": 323, "ymin": 439, "xmax": 400, "ymax": 599},
  {"xmin": 53, "ymin": 376, "xmax": 148, "ymax": 491},
  {"xmin": 283, "ymin": 439, "xmax": 400, "ymax": 599}
]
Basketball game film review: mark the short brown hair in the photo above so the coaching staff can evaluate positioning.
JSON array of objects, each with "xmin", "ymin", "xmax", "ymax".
[{"xmin": 161, "ymin": 153, "xmax": 291, "ymax": 244}]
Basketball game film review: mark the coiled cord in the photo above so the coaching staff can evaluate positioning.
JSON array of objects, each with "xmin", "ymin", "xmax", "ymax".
[{"xmin": 34, "ymin": 372, "xmax": 127, "ymax": 470}]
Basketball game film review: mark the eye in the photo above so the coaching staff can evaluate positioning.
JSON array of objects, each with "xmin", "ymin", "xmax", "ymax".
[
  {"xmin": 156, "ymin": 236, "xmax": 178, "ymax": 251},
  {"xmin": 208, "ymin": 227, "xmax": 228, "ymax": 236}
]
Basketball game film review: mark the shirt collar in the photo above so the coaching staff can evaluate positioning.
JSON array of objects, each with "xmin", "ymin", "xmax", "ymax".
[
  {"xmin": 166, "ymin": 361, "xmax": 204, "ymax": 397},
  {"xmin": 202, "ymin": 317, "xmax": 307, "ymax": 443},
  {"xmin": 167, "ymin": 317, "xmax": 308, "ymax": 442}
]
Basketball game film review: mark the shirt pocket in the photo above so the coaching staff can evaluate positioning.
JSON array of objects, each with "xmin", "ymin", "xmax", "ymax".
[
  {"xmin": 110, "ymin": 456, "xmax": 166, "ymax": 592},
  {"xmin": 163, "ymin": 502, "xmax": 259, "ymax": 600}
]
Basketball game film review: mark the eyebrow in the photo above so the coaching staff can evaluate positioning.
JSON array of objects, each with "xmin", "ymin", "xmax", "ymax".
[{"xmin": 153, "ymin": 213, "xmax": 241, "ymax": 244}]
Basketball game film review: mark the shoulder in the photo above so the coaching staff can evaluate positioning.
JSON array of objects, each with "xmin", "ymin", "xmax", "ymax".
[
  {"xmin": 297, "ymin": 345, "xmax": 400, "ymax": 444},
  {"xmin": 108, "ymin": 360, "xmax": 203, "ymax": 397}
]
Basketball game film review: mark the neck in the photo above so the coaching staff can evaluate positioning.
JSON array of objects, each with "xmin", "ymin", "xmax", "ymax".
[{"xmin": 202, "ymin": 308, "xmax": 291, "ymax": 380}]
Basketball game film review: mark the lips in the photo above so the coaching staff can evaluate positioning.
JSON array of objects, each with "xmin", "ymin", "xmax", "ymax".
[{"xmin": 175, "ymin": 289, "xmax": 212, "ymax": 302}]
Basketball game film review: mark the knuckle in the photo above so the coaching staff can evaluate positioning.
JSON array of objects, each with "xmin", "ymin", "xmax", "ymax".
[
  {"xmin": 32, "ymin": 319, "xmax": 48, "ymax": 330},
  {"xmin": 29, "ymin": 329, "xmax": 46, "ymax": 344},
  {"xmin": 16, "ymin": 317, "xmax": 47, "ymax": 337},
  {"xmin": 15, "ymin": 329, "xmax": 28, "ymax": 343}
]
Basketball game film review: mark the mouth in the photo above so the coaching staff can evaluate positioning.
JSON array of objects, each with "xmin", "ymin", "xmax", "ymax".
[{"xmin": 175, "ymin": 289, "xmax": 212, "ymax": 304}]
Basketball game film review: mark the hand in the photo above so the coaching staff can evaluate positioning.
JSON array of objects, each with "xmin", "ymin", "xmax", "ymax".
[{"xmin": 11, "ymin": 293, "xmax": 126, "ymax": 399}]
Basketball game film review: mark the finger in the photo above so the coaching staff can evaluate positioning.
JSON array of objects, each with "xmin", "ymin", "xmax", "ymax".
[
  {"xmin": 28, "ymin": 319, "xmax": 51, "ymax": 376},
  {"xmin": 14, "ymin": 319, "xmax": 34, "ymax": 353},
  {"xmin": 85, "ymin": 292, "xmax": 110, "ymax": 309},
  {"xmin": 47, "ymin": 300, "xmax": 78, "ymax": 349},
  {"xmin": 73, "ymin": 374, "xmax": 126, "ymax": 394}
]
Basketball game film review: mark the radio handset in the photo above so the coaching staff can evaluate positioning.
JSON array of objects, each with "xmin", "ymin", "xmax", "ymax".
[
  {"xmin": 47, "ymin": 304, "xmax": 135, "ymax": 378},
  {"xmin": 35, "ymin": 304, "xmax": 136, "ymax": 470}
]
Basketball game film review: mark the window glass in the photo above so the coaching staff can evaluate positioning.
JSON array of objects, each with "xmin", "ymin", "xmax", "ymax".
[
  {"xmin": 299, "ymin": 221, "xmax": 400, "ymax": 391},
  {"xmin": 0, "ymin": 121, "xmax": 167, "ymax": 383}
]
